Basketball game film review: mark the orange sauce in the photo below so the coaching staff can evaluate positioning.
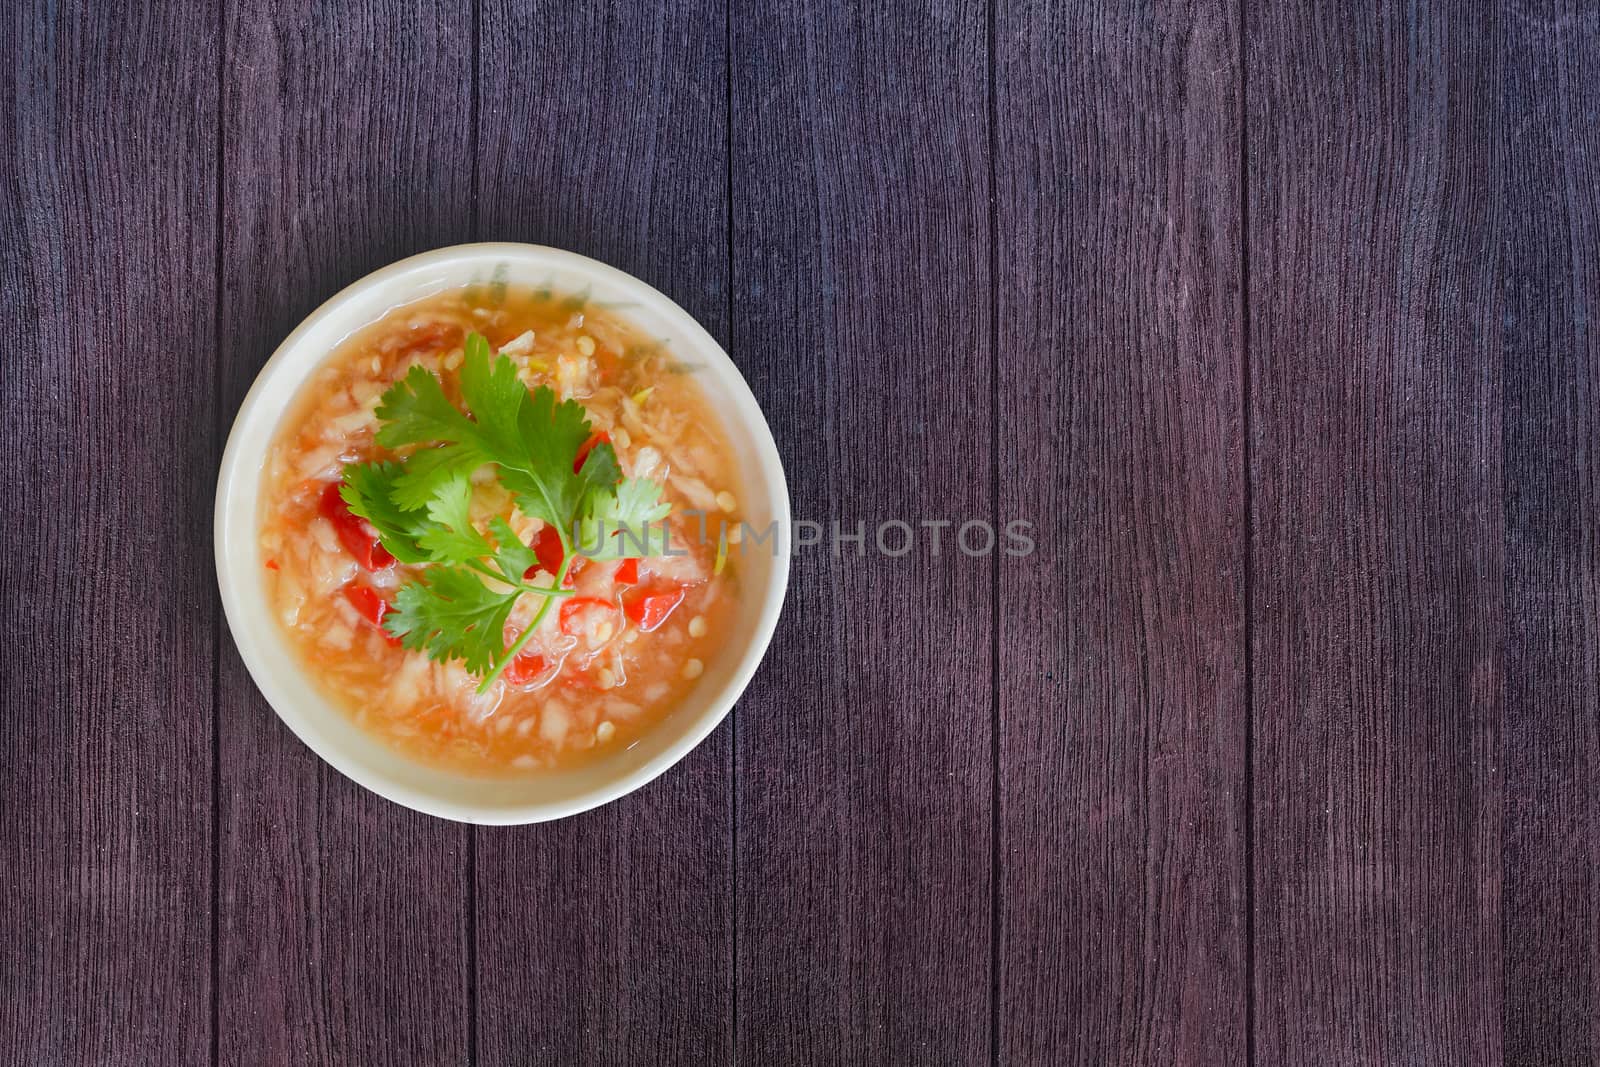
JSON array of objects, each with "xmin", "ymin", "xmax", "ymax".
[{"xmin": 259, "ymin": 285, "xmax": 742, "ymax": 775}]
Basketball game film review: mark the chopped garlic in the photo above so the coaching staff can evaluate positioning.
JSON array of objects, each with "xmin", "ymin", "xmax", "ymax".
[{"xmin": 500, "ymin": 330, "xmax": 536, "ymax": 355}]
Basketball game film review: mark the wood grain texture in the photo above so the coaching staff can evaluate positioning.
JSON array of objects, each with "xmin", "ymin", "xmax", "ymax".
[
  {"xmin": 730, "ymin": 2, "xmax": 994, "ymax": 1062},
  {"xmin": 473, "ymin": 1, "xmax": 734, "ymax": 1063},
  {"xmin": 994, "ymin": 0, "xmax": 1248, "ymax": 1063},
  {"xmin": 0, "ymin": 2, "xmax": 220, "ymax": 1063},
  {"xmin": 215, "ymin": 3, "xmax": 474, "ymax": 1063},
  {"xmin": 1247, "ymin": 1, "xmax": 1504, "ymax": 1061},
  {"xmin": 13, "ymin": 2, "xmax": 1600, "ymax": 1063},
  {"xmin": 1501, "ymin": 5, "xmax": 1600, "ymax": 1064}
]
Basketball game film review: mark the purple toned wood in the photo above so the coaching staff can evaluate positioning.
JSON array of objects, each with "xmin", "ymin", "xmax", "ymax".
[
  {"xmin": 0, "ymin": 3, "xmax": 220, "ymax": 1063},
  {"xmin": 729, "ymin": 3, "xmax": 993, "ymax": 1062},
  {"xmin": 1248, "ymin": 1, "xmax": 1503, "ymax": 1061},
  {"xmin": 472, "ymin": 2, "xmax": 733, "ymax": 1063},
  {"xmin": 214, "ymin": 4, "xmax": 473, "ymax": 1064},
  {"xmin": 994, "ymin": 0, "xmax": 1249, "ymax": 1063},
  {"xmin": 13, "ymin": 2, "xmax": 1600, "ymax": 1062},
  {"xmin": 1502, "ymin": 8, "xmax": 1600, "ymax": 1065}
]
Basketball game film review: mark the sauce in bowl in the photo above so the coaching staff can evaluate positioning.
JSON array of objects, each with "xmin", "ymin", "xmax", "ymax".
[{"xmin": 259, "ymin": 285, "xmax": 744, "ymax": 775}]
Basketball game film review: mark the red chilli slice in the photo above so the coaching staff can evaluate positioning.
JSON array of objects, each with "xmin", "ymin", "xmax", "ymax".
[
  {"xmin": 342, "ymin": 583, "xmax": 401, "ymax": 646},
  {"xmin": 502, "ymin": 652, "xmax": 547, "ymax": 687},
  {"xmin": 527, "ymin": 524, "xmax": 564, "ymax": 578},
  {"xmin": 574, "ymin": 431, "xmax": 610, "ymax": 473},
  {"xmin": 623, "ymin": 587, "xmax": 686, "ymax": 632},
  {"xmin": 319, "ymin": 481, "xmax": 395, "ymax": 571},
  {"xmin": 524, "ymin": 524, "xmax": 581, "ymax": 587}
]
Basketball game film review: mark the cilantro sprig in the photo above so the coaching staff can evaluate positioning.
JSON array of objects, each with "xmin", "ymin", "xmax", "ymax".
[{"xmin": 339, "ymin": 331, "xmax": 671, "ymax": 690}]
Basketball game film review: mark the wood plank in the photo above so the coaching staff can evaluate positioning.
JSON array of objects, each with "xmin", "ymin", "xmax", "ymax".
[
  {"xmin": 993, "ymin": 0, "xmax": 1249, "ymax": 1062},
  {"xmin": 1247, "ymin": 1, "xmax": 1503, "ymax": 1061},
  {"xmin": 1502, "ymin": 9, "xmax": 1600, "ymax": 1064},
  {"xmin": 0, "ymin": 5, "xmax": 219, "ymax": 1063},
  {"xmin": 215, "ymin": 4, "xmax": 474, "ymax": 1063},
  {"xmin": 730, "ymin": 3, "xmax": 993, "ymax": 1061},
  {"xmin": 472, "ymin": 2, "xmax": 734, "ymax": 1063}
]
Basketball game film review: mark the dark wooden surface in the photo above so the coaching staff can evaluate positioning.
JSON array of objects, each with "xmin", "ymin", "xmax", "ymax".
[
  {"xmin": 1248, "ymin": 1, "xmax": 1505, "ymax": 1060},
  {"xmin": 215, "ymin": 3, "xmax": 474, "ymax": 1065},
  {"xmin": 995, "ymin": 0, "xmax": 1247, "ymax": 1063},
  {"xmin": 3, "ymin": 2, "xmax": 220, "ymax": 1063},
  {"xmin": 3, "ymin": 1, "xmax": 1597, "ymax": 1065},
  {"xmin": 732, "ymin": 4, "xmax": 994, "ymax": 1064},
  {"xmin": 473, "ymin": 2, "xmax": 733, "ymax": 1062},
  {"xmin": 1501, "ymin": 4, "xmax": 1600, "ymax": 1064}
]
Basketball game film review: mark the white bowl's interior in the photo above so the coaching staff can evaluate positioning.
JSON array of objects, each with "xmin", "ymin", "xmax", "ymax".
[{"xmin": 216, "ymin": 245, "xmax": 789, "ymax": 823}]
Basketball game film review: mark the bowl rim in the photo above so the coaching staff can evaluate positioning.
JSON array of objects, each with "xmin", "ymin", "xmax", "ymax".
[{"xmin": 214, "ymin": 242, "xmax": 790, "ymax": 824}]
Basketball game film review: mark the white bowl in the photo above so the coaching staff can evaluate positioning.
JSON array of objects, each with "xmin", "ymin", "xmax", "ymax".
[{"xmin": 215, "ymin": 243, "xmax": 790, "ymax": 824}]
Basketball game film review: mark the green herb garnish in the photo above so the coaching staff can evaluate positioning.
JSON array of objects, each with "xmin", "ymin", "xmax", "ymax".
[{"xmin": 340, "ymin": 331, "xmax": 671, "ymax": 690}]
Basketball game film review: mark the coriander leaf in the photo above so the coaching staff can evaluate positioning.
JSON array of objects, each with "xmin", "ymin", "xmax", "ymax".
[
  {"xmin": 604, "ymin": 476, "xmax": 675, "ymax": 526},
  {"xmin": 576, "ymin": 477, "xmax": 673, "ymax": 559},
  {"xmin": 339, "ymin": 461, "xmax": 432, "ymax": 563},
  {"xmin": 375, "ymin": 364, "xmax": 482, "ymax": 450},
  {"xmin": 415, "ymin": 474, "xmax": 492, "ymax": 562},
  {"xmin": 389, "ymin": 443, "xmax": 486, "ymax": 511},
  {"xmin": 487, "ymin": 517, "xmax": 538, "ymax": 582},
  {"xmin": 361, "ymin": 332, "xmax": 679, "ymax": 683},
  {"xmin": 385, "ymin": 566, "xmax": 520, "ymax": 674},
  {"xmin": 575, "ymin": 440, "xmax": 622, "ymax": 489},
  {"xmin": 458, "ymin": 334, "xmax": 527, "ymax": 453},
  {"xmin": 499, "ymin": 385, "xmax": 597, "ymax": 532}
]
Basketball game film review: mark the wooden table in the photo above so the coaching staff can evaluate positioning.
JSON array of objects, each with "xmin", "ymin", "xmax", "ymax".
[{"xmin": 4, "ymin": 1, "xmax": 1596, "ymax": 1064}]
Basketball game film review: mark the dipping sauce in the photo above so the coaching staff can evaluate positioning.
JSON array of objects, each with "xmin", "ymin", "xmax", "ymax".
[{"xmin": 259, "ymin": 285, "xmax": 742, "ymax": 774}]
